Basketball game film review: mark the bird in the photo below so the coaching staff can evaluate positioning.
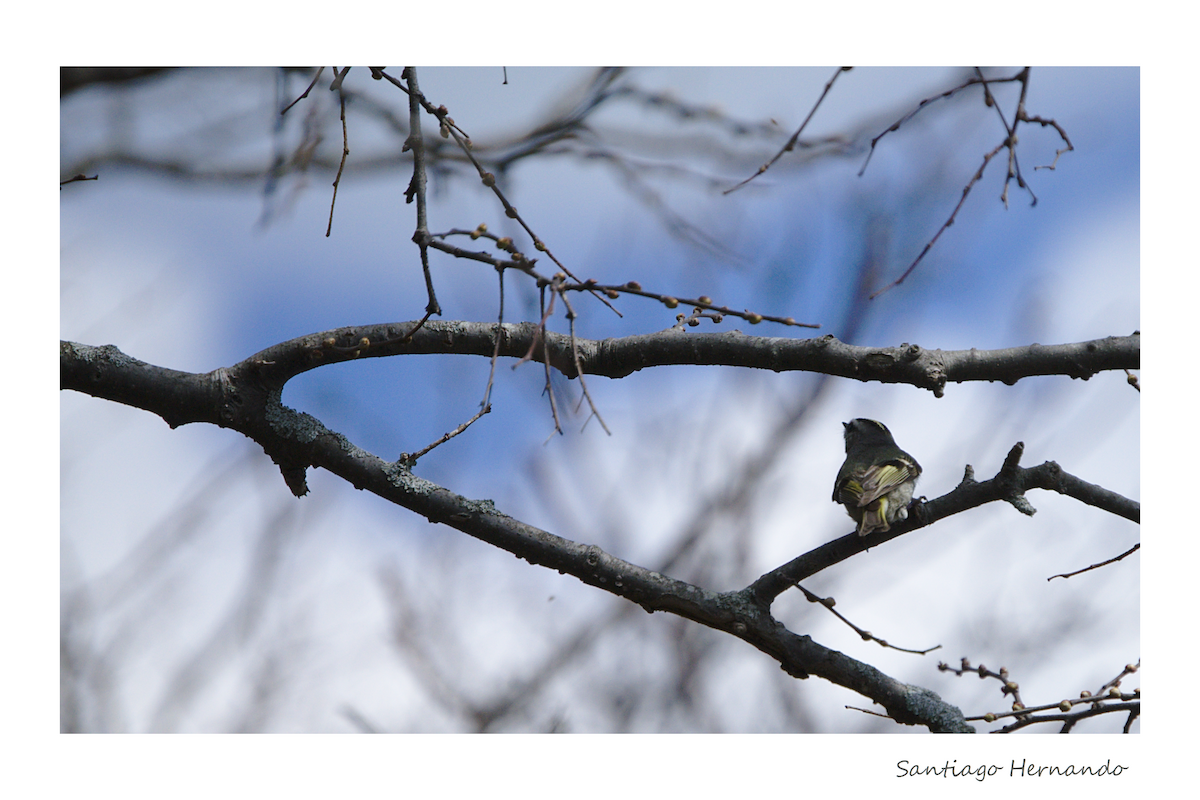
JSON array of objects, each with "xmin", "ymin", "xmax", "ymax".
[{"xmin": 833, "ymin": 418, "xmax": 922, "ymax": 537}]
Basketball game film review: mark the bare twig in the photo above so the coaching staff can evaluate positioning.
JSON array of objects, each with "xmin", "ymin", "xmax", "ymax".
[
  {"xmin": 481, "ymin": 266, "xmax": 505, "ymax": 409},
  {"xmin": 865, "ymin": 68, "xmax": 1072, "ymax": 299},
  {"xmin": 798, "ymin": 585, "xmax": 940, "ymax": 655},
  {"xmin": 957, "ymin": 660, "xmax": 1141, "ymax": 733},
  {"xmin": 1025, "ymin": 108, "xmax": 1075, "ymax": 170},
  {"xmin": 326, "ymin": 81, "xmax": 350, "ymax": 237},
  {"xmin": 378, "ymin": 68, "xmax": 617, "ymax": 316},
  {"xmin": 398, "ymin": 404, "xmax": 492, "ymax": 468},
  {"xmin": 536, "ymin": 285, "xmax": 563, "ymax": 439},
  {"xmin": 60, "ymin": 174, "xmax": 98, "ymax": 187},
  {"xmin": 725, "ymin": 66, "xmax": 851, "ymax": 194},
  {"xmin": 509, "ymin": 277, "xmax": 567, "ymax": 437},
  {"xmin": 996, "ymin": 699, "xmax": 1139, "ymax": 733},
  {"xmin": 1049, "ymin": 543, "xmax": 1139, "ymax": 580},
  {"xmin": 430, "ymin": 227, "xmax": 819, "ymax": 330},
  {"xmin": 560, "ymin": 292, "xmax": 611, "ymax": 435},
  {"xmin": 401, "ymin": 67, "xmax": 441, "ymax": 317},
  {"xmin": 321, "ymin": 310, "xmax": 434, "ymax": 358},
  {"xmin": 869, "ymin": 139, "xmax": 1006, "ymax": 299},
  {"xmin": 977, "ymin": 67, "xmax": 1036, "ymax": 209},
  {"xmin": 940, "ymin": 657, "xmax": 1027, "ymax": 715},
  {"xmin": 575, "ymin": 280, "xmax": 818, "ymax": 329},
  {"xmin": 938, "ymin": 655, "xmax": 1139, "ymax": 732},
  {"xmin": 328, "ymin": 66, "xmax": 351, "ymax": 92},
  {"xmin": 281, "ymin": 67, "xmax": 324, "ymax": 115},
  {"xmin": 858, "ymin": 70, "xmax": 1025, "ymax": 177}
]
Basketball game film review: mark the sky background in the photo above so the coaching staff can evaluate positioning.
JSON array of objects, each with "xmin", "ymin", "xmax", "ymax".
[{"xmin": 52, "ymin": 62, "xmax": 1151, "ymax": 787}]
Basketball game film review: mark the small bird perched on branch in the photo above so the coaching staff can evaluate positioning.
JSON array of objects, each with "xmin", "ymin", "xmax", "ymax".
[{"xmin": 833, "ymin": 418, "xmax": 921, "ymax": 537}]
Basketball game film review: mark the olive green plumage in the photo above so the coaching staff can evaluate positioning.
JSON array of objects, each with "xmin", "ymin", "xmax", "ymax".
[{"xmin": 833, "ymin": 418, "xmax": 921, "ymax": 537}]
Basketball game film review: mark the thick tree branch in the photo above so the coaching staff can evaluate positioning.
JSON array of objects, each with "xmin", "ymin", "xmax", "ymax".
[{"xmin": 62, "ymin": 324, "xmax": 1139, "ymax": 403}]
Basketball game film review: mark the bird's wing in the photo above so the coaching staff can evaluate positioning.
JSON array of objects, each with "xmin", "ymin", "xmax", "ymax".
[{"xmin": 855, "ymin": 461, "xmax": 915, "ymax": 507}]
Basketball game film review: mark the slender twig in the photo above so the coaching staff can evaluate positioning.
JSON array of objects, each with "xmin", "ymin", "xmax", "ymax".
[
  {"xmin": 560, "ymin": 292, "xmax": 611, "ymax": 435},
  {"xmin": 397, "ymin": 310, "xmax": 434, "ymax": 342},
  {"xmin": 725, "ymin": 66, "xmax": 851, "ymax": 194},
  {"xmin": 939, "ymin": 657, "xmax": 1027, "ymax": 715},
  {"xmin": 514, "ymin": 279, "xmax": 558, "ymax": 369},
  {"xmin": 474, "ymin": 168, "xmax": 618, "ymax": 314},
  {"xmin": 369, "ymin": 67, "xmax": 410, "ymax": 95},
  {"xmin": 863, "ymin": 68, "xmax": 1071, "ymax": 299},
  {"xmin": 398, "ymin": 404, "xmax": 492, "ymax": 468},
  {"xmin": 798, "ymin": 585, "xmax": 940, "ymax": 655},
  {"xmin": 430, "ymin": 227, "xmax": 819, "ymax": 329},
  {"xmin": 938, "ymin": 652, "xmax": 1139, "ymax": 732},
  {"xmin": 328, "ymin": 66, "xmax": 351, "ymax": 92},
  {"xmin": 1100, "ymin": 660, "xmax": 1140, "ymax": 695},
  {"xmin": 535, "ymin": 285, "xmax": 563, "ymax": 439},
  {"xmin": 977, "ymin": 67, "xmax": 1036, "ymax": 210},
  {"xmin": 578, "ymin": 281, "xmax": 818, "ymax": 328},
  {"xmin": 858, "ymin": 70, "xmax": 1026, "ymax": 177},
  {"xmin": 869, "ymin": 139, "xmax": 1006, "ymax": 300},
  {"xmin": 321, "ymin": 310, "xmax": 434, "ymax": 357},
  {"xmin": 402, "ymin": 67, "xmax": 441, "ymax": 316},
  {"xmin": 1049, "ymin": 543, "xmax": 1139, "ymax": 581},
  {"xmin": 481, "ymin": 266, "xmax": 505, "ymax": 409},
  {"xmin": 326, "ymin": 83, "xmax": 350, "ymax": 237},
  {"xmin": 869, "ymin": 72, "xmax": 1021, "ymax": 296},
  {"xmin": 281, "ymin": 67, "xmax": 324, "ymax": 116},
  {"xmin": 998, "ymin": 700, "xmax": 1139, "ymax": 733},
  {"xmin": 510, "ymin": 277, "xmax": 564, "ymax": 437},
  {"xmin": 384, "ymin": 68, "xmax": 615, "ymax": 315},
  {"xmin": 60, "ymin": 174, "xmax": 98, "ymax": 187},
  {"xmin": 376, "ymin": 67, "xmax": 617, "ymax": 317},
  {"xmin": 1029, "ymin": 109, "xmax": 1075, "ymax": 170}
]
